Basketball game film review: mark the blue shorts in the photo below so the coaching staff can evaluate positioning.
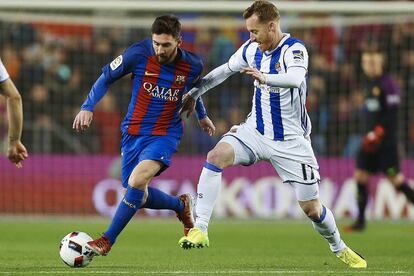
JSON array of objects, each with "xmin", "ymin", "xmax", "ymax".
[{"xmin": 121, "ymin": 134, "xmax": 180, "ymax": 188}]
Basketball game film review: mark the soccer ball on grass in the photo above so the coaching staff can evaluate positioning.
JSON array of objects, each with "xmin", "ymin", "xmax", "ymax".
[{"xmin": 59, "ymin": 231, "xmax": 94, "ymax": 268}]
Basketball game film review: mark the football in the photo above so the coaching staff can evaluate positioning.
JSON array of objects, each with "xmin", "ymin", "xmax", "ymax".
[{"xmin": 59, "ymin": 231, "xmax": 94, "ymax": 268}]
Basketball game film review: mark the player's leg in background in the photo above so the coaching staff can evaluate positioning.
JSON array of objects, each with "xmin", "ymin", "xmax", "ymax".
[
  {"xmin": 349, "ymin": 146, "xmax": 377, "ymax": 231},
  {"xmin": 381, "ymin": 147, "xmax": 414, "ymax": 204},
  {"xmin": 351, "ymin": 169, "xmax": 371, "ymax": 231},
  {"xmin": 388, "ymin": 173, "xmax": 414, "ymax": 204}
]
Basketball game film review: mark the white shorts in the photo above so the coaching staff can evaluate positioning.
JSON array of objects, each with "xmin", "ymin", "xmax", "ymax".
[{"xmin": 220, "ymin": 123, "xmax": 320, "ymax": 201}]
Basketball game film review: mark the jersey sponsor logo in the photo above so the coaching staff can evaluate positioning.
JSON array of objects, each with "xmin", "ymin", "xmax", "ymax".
[
  {"xmin": 110, "ymin": 55, "xmax": 123, "ymax": 70},
  {"xmin": 292, "ymin": 50, "xmax": 304, "ymax": 62},
  {"xmin": 144, "ymin": 70, "xmax": 158, "ymax": 77},
  {"xmin": 255, "ymin": 83, "xmax": 280, "ymax": 93},
  {"xmin": 175, "ymin": 75, "xmax": 186, "ymax": 86},
  {"xmin": 142, "ymin": 82, "xmax": 180, "ymax": 102}
]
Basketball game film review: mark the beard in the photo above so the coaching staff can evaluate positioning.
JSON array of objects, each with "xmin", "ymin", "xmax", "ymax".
[{"xmin": 157, "ymin": 54, "xmax": 173, "ymax": 64}]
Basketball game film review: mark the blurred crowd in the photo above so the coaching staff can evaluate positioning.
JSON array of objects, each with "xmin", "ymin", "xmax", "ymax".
[{"xmin": 0, "ymin": 16, "xmax": 414, "ymax": 157}]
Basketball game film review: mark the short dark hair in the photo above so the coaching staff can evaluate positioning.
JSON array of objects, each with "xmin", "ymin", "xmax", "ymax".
[
  {"xmin": 151, "ymin": 15, "xmax": 181, "ymax": 39},
  {"xmin": 243, "ymin": 0, "xmax": 280, "ymax": 23}
]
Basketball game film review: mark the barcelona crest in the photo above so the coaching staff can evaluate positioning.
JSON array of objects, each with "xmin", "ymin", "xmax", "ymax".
[{"xmin": 176, "ymin": 75, "xmax": 186, "ymax": 86}]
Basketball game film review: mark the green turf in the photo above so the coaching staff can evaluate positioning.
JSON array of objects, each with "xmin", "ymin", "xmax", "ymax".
[{"xmin": 0, "ymin": 218, "xmax": 412, "ymax": 275}]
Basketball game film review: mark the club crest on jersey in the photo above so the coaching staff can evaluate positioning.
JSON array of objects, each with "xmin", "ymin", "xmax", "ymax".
[
  {"xmin": 110, "ymin": 55, "xmax": 123, "ymax": 70},
  {"xmin": 275, "ymin": 62, "xmax": 282, "ymax": 72},
  {"xmin": 175, "ymin": 75, "xmax": 186, "ymax": 86},
  {"xmin": 292, "ymin": 50, "xmax": 304, "ymax": 62}
]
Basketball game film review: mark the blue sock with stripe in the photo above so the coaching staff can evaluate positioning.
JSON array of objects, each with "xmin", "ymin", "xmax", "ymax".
[
  {"xmin": 104, "ymin": 186, "xmax": 144, "ymax": 245},
  {"xmin": 141, "ymin": 186, "xmax": 183, "ymax": 212}
]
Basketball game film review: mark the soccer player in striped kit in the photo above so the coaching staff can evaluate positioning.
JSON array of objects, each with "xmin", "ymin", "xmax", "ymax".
[
  {"xmin": 178, "ymin": 0, "xmax": 366, "ymax": 269},
  {"xmin": 73, "ymin": 15, "xmax": 215, "ymax": 256}
]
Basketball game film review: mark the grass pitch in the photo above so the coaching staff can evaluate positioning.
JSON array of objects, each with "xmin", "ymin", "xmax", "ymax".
[{"xmin": 0, "ymin": 218, "xmax": 412, "ymax": 275}]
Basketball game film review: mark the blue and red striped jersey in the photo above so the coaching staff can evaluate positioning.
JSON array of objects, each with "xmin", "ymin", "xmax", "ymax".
[{"xmin": 101, "ymin": 38, "xmax": 205, "ymax": 138}]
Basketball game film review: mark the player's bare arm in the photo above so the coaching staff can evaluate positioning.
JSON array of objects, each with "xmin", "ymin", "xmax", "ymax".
[
  {"xmin": 73, "ymin": 110, "xmax": 93, "ymax": 132},
  {"xmin": 0, "ymin": 78, "xmax": 28, "ymax": 168}
]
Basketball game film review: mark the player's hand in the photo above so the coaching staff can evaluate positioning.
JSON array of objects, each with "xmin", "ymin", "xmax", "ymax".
[
  {"xmin": 240, "ymin": 67, "xmax": 266, "ymax": 84},
  {"xmin": 362, "ymin": 125, "xmax": 385, "ymax": 153},
  {"xmin": 73, "ymin": 110, "xmax": 93, "ymax": 132},
  {"xmin": 179, "ymin": 94, "xmax": 196, "ymax": 118},
  {"xmin": 198, "ymin": 116, "xmax": 216, "ymax": 136},
  {"xmin": 7, "ymin": 140, "xmax": 28, "ymax": 168}
]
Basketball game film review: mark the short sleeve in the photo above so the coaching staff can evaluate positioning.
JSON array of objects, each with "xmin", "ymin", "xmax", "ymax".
[
  {"xmin": 101, "ymin": 43, "xmax": 146, "ymax": 82},
  {"xmin": 0, "ymin": 59, "xmax": 10, "ymax": 83},
  {"xmin": 228, "ymin": 40, "xmax": 250, "ymax": 72},
  {"xmin": 284, "ymin": 43, "xmax": 308, "ymax": 71}
]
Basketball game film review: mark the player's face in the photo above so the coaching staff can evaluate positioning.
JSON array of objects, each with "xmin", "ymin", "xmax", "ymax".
[
  {"xmin": 245, "ymin": 14, "xmax": 274, "ymax": 52},
  {"xmin": 361, "ymin": 53, "xmax": 384, "ymax": 79},
  {"xmin": 152, "ymin": 33, "xmax": 181, "ymax": 64}
]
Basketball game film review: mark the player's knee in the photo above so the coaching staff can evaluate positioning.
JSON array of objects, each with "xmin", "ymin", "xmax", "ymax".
[
  {"xmin": 128, "ymin": 171, "xmax": 153, "ymax": 189},
  {"xmin": 206, "ymin": 145, "xmax": 233, "ymax": 169},
  {"xmin": 306, "ymin": 208, "xmax": 321, "ymax": 221},
  {"xmin": 301, "ymin": 204, "xmax": 322, "ymax": 221},
  {"xmin": 387, "ymin": 173, "xmax": 404, "ymax": 187},
  {"xmin": 206, "ymin": 149, "xmax": 226, "ymax": 168}
]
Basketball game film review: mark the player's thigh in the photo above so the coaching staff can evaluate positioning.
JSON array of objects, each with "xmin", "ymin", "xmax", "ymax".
[
  {"xmin": 207, "ymin": 141, "xmax": 235, "ymax": 168},
  {"xmin": 289, "ymin": 181, "xmax": 320, "ymax": 202},
  {"xmin": 379, "ymin": 144, "xmax": 400, "ymax": 176},
  {"xmin": 120, "ymin": 134, "xmax": 179, "ymax": 188},
  {"xmin": 269, "ymin": 136, "xmax": 320, "ymax": 184},
  {"xmin": 219, "ymin": 124, "xmax": 260, "ymax": 166},
  {"xmin": 356, "ymin": 148, "xmax": 380, "ymax": 174},
  {"xmin": 129, "ymin": 160, "xmax": 163, "ymax": 188}
]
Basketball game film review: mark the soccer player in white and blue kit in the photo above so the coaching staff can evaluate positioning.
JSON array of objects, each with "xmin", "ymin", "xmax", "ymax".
[
  {"xmin": 0, "ymin": 58, "xmax": 28, "ymax": 167},
  {"xmin": 178, "ymin": 0, "xmax": 367, "ymax": 269}
]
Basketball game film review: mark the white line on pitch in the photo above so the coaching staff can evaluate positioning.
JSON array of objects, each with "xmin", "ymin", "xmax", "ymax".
[{"xmin": 0, "ymin": 270, "xmax": 410, "ymax": 274}]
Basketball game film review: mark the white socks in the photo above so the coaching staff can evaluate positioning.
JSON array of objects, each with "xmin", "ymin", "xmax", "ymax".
[
  {"xmin": 312, "ymin": 206, "xmax": 346, "ymax": 253},
  {"xmin": 194, "ymin": 162, "xmax": 222, "ymax": 233}
]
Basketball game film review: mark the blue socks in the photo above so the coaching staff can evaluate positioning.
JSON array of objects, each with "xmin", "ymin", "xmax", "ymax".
[
  {"xmin": 104, "ymin": 186, "xmax": 144, "ymax": 245},
  {"xmin": 141, "ymin": 187, "xmax": 184, "ymax": 212},
  {"xmin": 104, "ymin": 186, "xmax": 184, "ymax": 245}
]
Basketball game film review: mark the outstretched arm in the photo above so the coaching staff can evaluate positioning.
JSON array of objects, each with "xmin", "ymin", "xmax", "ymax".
[
  {"xmin": 73, "ymin": 73, "xmax": 112, "ymax": 132},
  {"xmin": 188, "ymin": 63, "xmax": 237, "ymax": 99},
  {"xmin": 179, "ymin": 63, "xmax": 236, "ymax": 118}
]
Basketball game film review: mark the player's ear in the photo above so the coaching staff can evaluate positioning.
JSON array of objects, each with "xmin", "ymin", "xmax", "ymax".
[
  {"xmin": 177, "ymin": 36, "xmax": 182, "ymax": 47},
  {"xmin": 268, "ymin": 21, "xmax": 276, "ymax": 33}
]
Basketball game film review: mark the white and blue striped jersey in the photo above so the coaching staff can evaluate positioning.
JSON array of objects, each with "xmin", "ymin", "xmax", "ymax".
[
  {"xmin": 228, "ymin": 34, "xmax": 311, "ymax": 141},
  {"xmin": 0, "ymin": 59, "xmax": 10, "ymax": 83}
]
